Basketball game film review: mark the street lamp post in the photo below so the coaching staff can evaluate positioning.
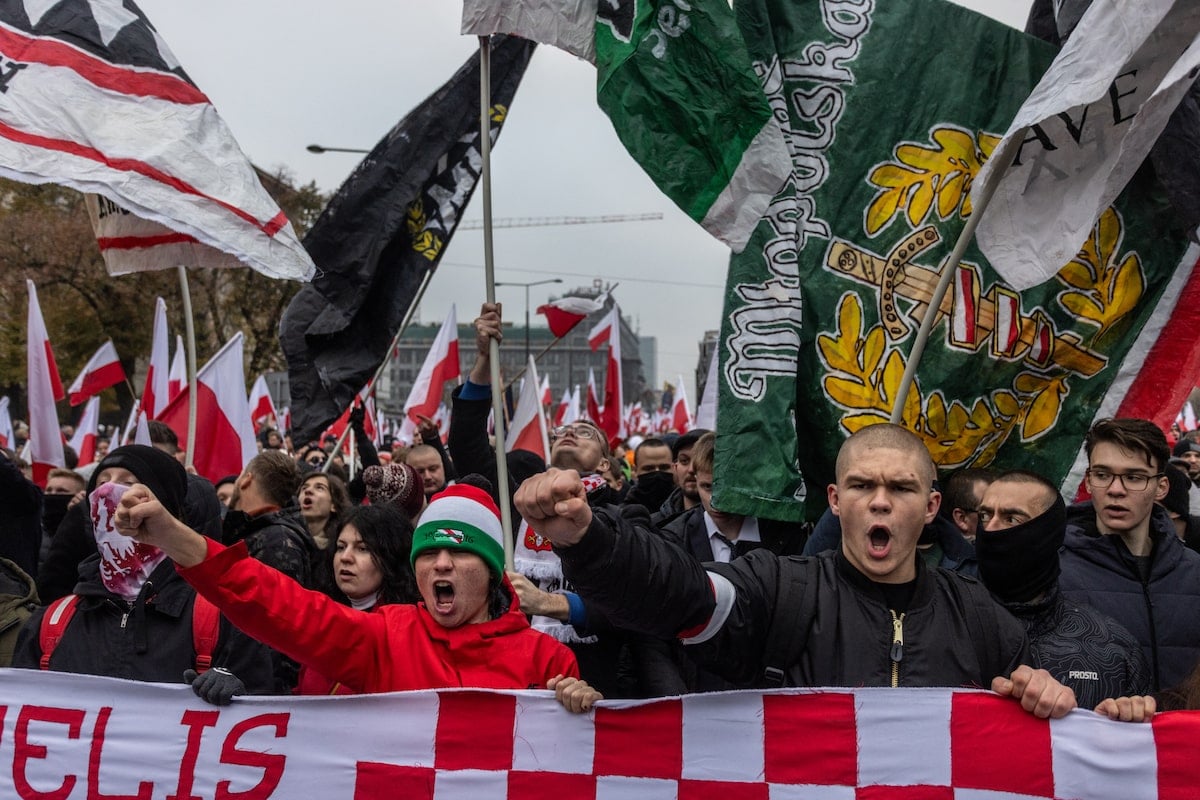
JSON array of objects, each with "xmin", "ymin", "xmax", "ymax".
[{"xmin": 495, "ymin": 278, "xmax": 563, "ymax": 364}]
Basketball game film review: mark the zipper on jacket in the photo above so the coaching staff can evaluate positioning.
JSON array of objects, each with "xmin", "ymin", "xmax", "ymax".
[{"xmin": 889, "ymin": 611, "xmax": 905, "ymax": 687}]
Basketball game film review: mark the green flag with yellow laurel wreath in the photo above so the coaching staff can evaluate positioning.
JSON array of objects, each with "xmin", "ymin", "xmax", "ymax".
[{"xmin": 713, "ymin": 0, "xmax": 1198, "ymax": 522}]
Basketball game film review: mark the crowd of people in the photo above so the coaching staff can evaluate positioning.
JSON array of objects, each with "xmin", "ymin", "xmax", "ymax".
[{"xmin": 3, "ymin": 302, "xmax": 1200, "ymax": 733}]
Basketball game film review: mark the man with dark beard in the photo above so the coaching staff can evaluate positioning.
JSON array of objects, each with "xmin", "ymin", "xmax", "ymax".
[{"xmin": 975, "ymin": 470, "xmax": 1151, "ymax": 710}]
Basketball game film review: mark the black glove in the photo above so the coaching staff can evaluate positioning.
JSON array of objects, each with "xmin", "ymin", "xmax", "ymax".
[
  {"xmin": 184, "ymin": 667, "xmax": 246, "ymax": 706},
  {"xmin": 349, "ymin": 404, "xmax": 366, "ymax": 430}
]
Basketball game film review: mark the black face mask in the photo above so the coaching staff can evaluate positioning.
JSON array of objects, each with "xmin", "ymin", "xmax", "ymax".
[
  {"xmin": 42, "ymin": 493, "xmax": 73, "ymax": 536},
  {"xmin": 975, "ymin": 495, "xmax": 1067, "ymax": 604},
  {"xmin": 625, "ymin": 469, "xmax": 676, "ymax": 511}
]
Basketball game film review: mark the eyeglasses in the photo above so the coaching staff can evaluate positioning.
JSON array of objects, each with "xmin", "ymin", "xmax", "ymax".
[
  {"xmin": 1085, "ymin": 468, "xmax": 1163, "ymax": 491},
  {"xmin": 550, "ymin": 425, "xmax": 599, "ymax": 441}
]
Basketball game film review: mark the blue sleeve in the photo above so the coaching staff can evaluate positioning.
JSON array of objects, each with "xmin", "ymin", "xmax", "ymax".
[
  {"xmin": 458, "ymin": 379, "xmax": 491, "ymax": 401},
  {"xmin": 564, "ymin": 591, "xmax": 588, "ymax": 629}
]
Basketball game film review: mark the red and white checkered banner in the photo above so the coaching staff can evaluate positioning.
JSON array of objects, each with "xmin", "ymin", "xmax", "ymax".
[{"xmin": 3, "ymin": 669, "xmax": 1197, "ymax": 799}]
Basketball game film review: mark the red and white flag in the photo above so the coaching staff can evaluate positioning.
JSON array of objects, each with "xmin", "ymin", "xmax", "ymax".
[
  {"xmin": 434, "ymin": 403, "xmax": 452, "ymax": 442},
  {"xmin": 403, "ymin": 305, "xmax": 461, "ymax": 424},
  {"xmin": 157, "ymin": 333, "xmax": 256, "ymax": 483},
  {"xmin": 536, "ymin": 294, "xmax": 606, "ymax": 338},
  {"xmin": 168, "ymin": 334, "xmax": 186, "ymax": 403},
  {"xmin": 142, "ymin": 298, "xmax": 170, "ymax": 419},
  {"xmin": 68, "ymin": 396, "xmax": 101, "ymax": 467},
  {"xmin": 506, "ymin": 356, "xmax": 550, "ymax": 463},
  {"xmin": 0, "ymin": 3, "xmax": 315, "ymax": 281},
  {"xmin": 0, "ymin": 396, "xmax": 14, "ymax": 450},
  {"xmin": 67, "ymin": 340, "xmax": 126, "ymax": 406},
  {"xmin": 539, "ymin": 374, "xmax": 551, "ymax": 408},
  {"xmin": 588, "ymin": 305, "xmax": 624, "ymax": 443},
  {"xmin": 26, "ymin": 280, "xmax": 65, "ymax": 485},
  {"xmin": 670, "ymin": 375, "xmax": 693, "ymax": 433},
  {"xmin": 278, "ymin": 406, "xmax": 292, "ymax": 438},
  {"xmin": 248, "ymin": 374, "xmax": 277, "ymax": 428},
  {"xmin": 554, "ymin": 388, "xmax": 572, "ymax": 427},
  {"xmin": 586, "ymin": 368, "xmax": 601, "ymax": 426}
]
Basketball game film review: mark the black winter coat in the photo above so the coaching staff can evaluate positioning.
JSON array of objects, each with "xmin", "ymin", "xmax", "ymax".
[
  {"xmin": 559, "ymin": 507, "xmax": 1028, "ymax": 689},
  {"xmin": 1004, "ymin": 587, "xmax": 1151, "ymax": 709},
  {"xmin": 13, "ymin": 554, "xmax": 273, "ymax": 690},
  {"xmin": 1059, "ymin": 501, "xmax": 1200, "ymax": 691}
]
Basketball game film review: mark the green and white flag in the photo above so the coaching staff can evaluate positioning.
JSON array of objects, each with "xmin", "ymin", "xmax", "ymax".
[
  {"xmin": 713, "ymin": 0, "xmax": 1200, "ymax": 522},
  {"xmin": 463, "ymin": 0, "xmax": 792, "ymax": 251}
]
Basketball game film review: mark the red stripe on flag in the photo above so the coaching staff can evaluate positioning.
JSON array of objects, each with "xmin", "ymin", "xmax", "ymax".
[
  {"xmin": 97, "ymin": 232, "xmax": 199, "ymax": 250},
  {"xmin": 44, "ymin": 339, "xmax": 64, "ymax": 401},
  {"xmin": 679, "ymin": 779, "xmax": 769, "ymax": 800},
  {"xmin": 509, "ymin": 771, "xmax": 596, "ymax": 798},
  {"xmin": 950, "ymin": 692, "xmax": 1053, "ymax": 796},
  {"xmin": 1154, "ymin": 712, "xmax": 1200, "ymax": 800},
  {"xmin": 0, "ymin": 121, "xmax": 283, "ymax": 235},
  {"xmin": 1115, "ymin": 253, "xmax": 1200, "ymax": 427},
  {"xmin": 763, "ymin": 692, "xmax": 857, "ymax": 785},
  {"xmin": 433, "ymin": 692, "xmax": 515, "ymax": 772},
  {"xmin": 0, "ymin": 23, "xmax": 207, "ymax": 104},
  {"xmin": 593, "ymin": 698, "xmax": 682, "ymax": 779},
  {"xmin": 157, "ymin": 380, "xmax": 245, "ymax": 483},
  {"xmin": 69, "ymin": 361, "xmax": 125, "ymax": 406},
  {"xmin": 353, "ymin": 763, "xmax": 433, "ymax": 800}
]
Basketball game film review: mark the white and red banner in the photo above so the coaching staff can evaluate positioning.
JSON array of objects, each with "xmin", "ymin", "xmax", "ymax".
[
  {"xmin": 1, "ymin": 670, "xmax": 1197, "ymax": 799},
  {"xmin": 403, "ymin": 305, "xmax": 461, "ymax": 424},
  {"xmin": 168, "ymin": 334, "xmax": 186, "ymax": 404},
  {"xmin": 588, "ymin": 305, "xmax": 624, "ymax": 443},
  {"xmin": 26, "ymin": 280, "xmax": 64, "ymax": 485},
  {"xmin": 157, "ymin": 333, "xmax": 256, "ymax": 483},
  {"xmin": 536, "ymin": 294, "xmax": 606, "ymax": 337},
  {"xmin": 506, "ymin": 356, "xmax": 550, "ymax": 462},
  {"xmin": 67, "ymin": 340, "xmax": 125, "ymax": 406},
  {"xmin": 68, "ymin": 396, "xmax": 101, "ymax": 466},
  {"xmin": 142, "ymin": 297, "xmax": 170, "ymax": 420},
  {"xmin": 0, "ymin": 396, "xmax": 13, "ymax": 450},
  {"xmin": 248, "ymin": 374, "xmax": 277, "ymax": 428},
  {"xmin": 670, "ymin": 374, "xmax": 693, "ymax": 433},
  {"xmin": 0, "ymin": 2, "xmax": 315, "ymax": 280}
]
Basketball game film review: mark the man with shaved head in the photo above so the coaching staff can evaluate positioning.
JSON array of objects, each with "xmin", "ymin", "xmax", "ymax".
[{"xmin": 514, "ymin": 423, "xmax": 1079, "ymax": 718}]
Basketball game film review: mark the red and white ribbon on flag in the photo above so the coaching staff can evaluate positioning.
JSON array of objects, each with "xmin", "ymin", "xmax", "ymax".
[
  {"xmin": 403, "ymin": 305, "xmax": 461, "ymax": 424},
  {"xmin": 26, "ymin": 280, "xmax": 64, "ymax": 484},
  {"xmin": 1, "ymin": 670, "xmax": 1196, "ymax": 799},
  {"xmin": 67, "ymin": 340, "xmax": 126, "ymax": 406}
]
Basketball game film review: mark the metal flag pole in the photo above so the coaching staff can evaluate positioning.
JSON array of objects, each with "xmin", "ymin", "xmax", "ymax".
[
  {"xmin": 889, "ymin": 128, "xmax": 1028, "ymax": 425},
  {"xmin": 479, "ymin": 35, "xmax": 516, "ymax": 570},
  {"xmin": 177, "ymin": 266, "xmax": 198, "ymax": 471}
]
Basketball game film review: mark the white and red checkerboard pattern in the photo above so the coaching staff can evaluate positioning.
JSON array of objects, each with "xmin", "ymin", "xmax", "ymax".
[{"xmin": 350, "ymin": 688, "xmax": 1199, "ymax": 800}]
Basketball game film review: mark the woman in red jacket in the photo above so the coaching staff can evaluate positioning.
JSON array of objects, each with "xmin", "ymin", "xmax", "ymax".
[{"xmin": 118, "ymin": 482, "xmax": 598, "ymax": 712}]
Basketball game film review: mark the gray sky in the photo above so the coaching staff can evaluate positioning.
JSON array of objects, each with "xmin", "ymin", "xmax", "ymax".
[{"xmin": 136, "ymin": 0, "xmax": 1032, "ymax": 401}]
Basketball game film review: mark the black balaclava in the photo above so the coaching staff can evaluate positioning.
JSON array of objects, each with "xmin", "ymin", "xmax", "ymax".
[{"xmin": 975, "ymin": 494, "xmax": 1067, "ymax": 604}]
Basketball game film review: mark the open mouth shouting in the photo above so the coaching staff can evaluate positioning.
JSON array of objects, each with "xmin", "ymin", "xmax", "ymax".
[
  {"xmin": 433, "ymin": 580, "xmax": 456, "ymax": 613},
  {"xmin": 867, "ymin": 525, "xmax": 892, "ymax": 559}
]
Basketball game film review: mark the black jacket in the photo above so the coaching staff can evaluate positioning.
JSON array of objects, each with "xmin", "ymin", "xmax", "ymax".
[
  {"xmin": 13, "ymin": 554, "xmax": 273, "ymax": 689},
  {"xmin": 1003, "ymin": 587, "xmax": 1151, "ymax": 709},
  {"xmin": 0, "ymin": 557, "xmax": 37, "ymax": 667},
  {"xmin": 1059, "ymin": 501, "xmax": 1200, "ymax": 690},
  {"xmin": 221, "ymin": 505, "xmax": 317, "ymax": 588},
  {"xmin": 650, "ymin": 486, "xmax": 689, "ymax": 530},
  {"xmin": 661, "ymin": 505, "xmax": 808, "ymax": 562},
  {"xmin": 559, "ymin": 507, "xmax": 1027, "ymax": 689},
  {"xmin": 0, "ymin": 453, "xmax": 42, "ymax": 579}
]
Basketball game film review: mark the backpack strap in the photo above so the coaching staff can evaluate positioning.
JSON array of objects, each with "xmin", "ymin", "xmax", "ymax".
[
  {"xmin": 39, "ymin": 594, "xmax": 80, "ymax": 670},
  {"xmin": 759, "ymin": 557, "xmax": 820, "ymax": 688},
  {"xmin": 190, "ymin": 594, "xmax": 221, "ymax": 674}
]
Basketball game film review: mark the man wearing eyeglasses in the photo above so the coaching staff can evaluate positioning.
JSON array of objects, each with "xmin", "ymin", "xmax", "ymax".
[{"xmin": 1059, "ymin": 417, "xmax": 1200, "ymax": 692}]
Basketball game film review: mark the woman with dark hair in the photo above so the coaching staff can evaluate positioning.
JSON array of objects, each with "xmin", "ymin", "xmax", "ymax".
[
  {"xmin": 297, "ymin": 504, "xmax": 418, "ymax": 695},
  {"xmin": 297, "ymin": 472, "xmax": 351, "ymax": 551}
]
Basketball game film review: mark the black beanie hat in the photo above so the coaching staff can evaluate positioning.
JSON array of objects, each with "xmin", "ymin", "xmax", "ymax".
[
  {"xmin": 88, "ymin": 444, "xmax": 188, "ymax": 520},
  {"xmin": 1172, "ymin": 439, "xmax": 1200, "ymax": 458},
  {"xmin": 1163, "ymin": 464, "xmax": 1192, "ymax": 518}
]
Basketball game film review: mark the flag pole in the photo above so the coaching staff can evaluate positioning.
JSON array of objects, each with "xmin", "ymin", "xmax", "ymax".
[
  {"xmin": 889, "ymin": 128, "xmax": 1027, "ymax": 426},
  {"xmin": 479, "ymin": 35, "xmax": 516, "ymax": 571},
  {"xmin": 319, "ymin": 268, "xmax": 437, "ymax": 473},
  {"xmin": 177, "ymin": 266, "xmax": 198, "ymax": 471}
]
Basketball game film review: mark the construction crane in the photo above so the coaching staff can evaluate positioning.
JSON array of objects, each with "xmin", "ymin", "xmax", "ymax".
[{"xmin": 458, "ymin": 212, "xmax": 662, "ymax": 230}]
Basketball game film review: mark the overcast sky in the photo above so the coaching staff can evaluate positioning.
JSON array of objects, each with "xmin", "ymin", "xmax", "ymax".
[{"xmin": 136, "ymin": 1, "xmax": 1032, "ymax": 401}]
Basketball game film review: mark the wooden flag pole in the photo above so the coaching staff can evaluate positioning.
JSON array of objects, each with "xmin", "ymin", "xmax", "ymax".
[
  {"xmin": 889, "ymin": 128, "xmax": 1027, "ymax": 426},
  {"xmin": 479, "ymin": 35, "xmax": 516, "ymax": 571},
  {"xmin": 177, "ymin": 266, "xmax": 198, "ymax": 471}
]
